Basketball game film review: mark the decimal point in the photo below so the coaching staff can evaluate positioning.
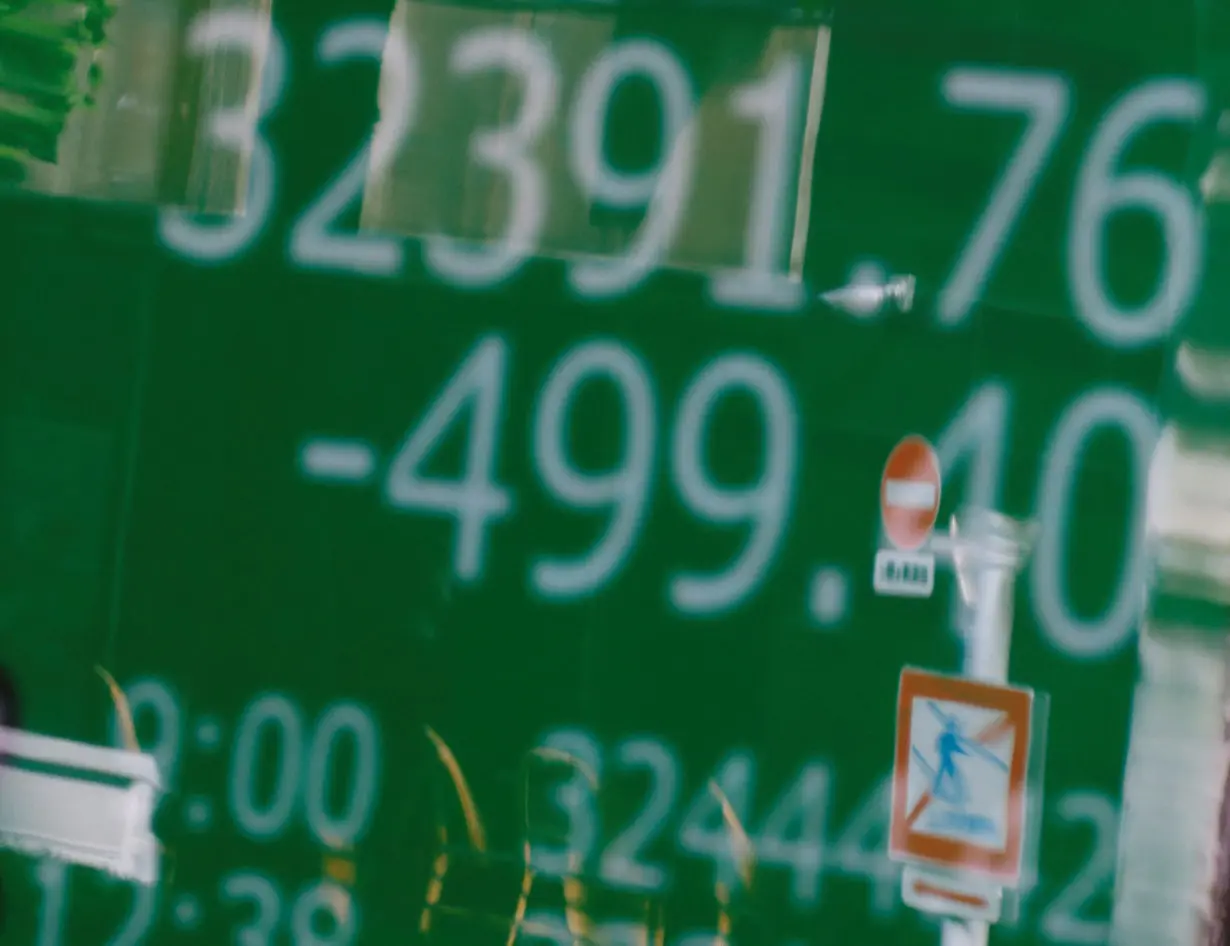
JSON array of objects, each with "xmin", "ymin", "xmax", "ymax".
[
  {"xmin": 195, "ymin": 717, "xmax": 222, "ymax": 751},
  {"xmin": 172, "ymin": 893, "xmax": 202, "ymax": 930},
  {"xmin": 808, "ymin": 566, "xmax": 850, "ymax": 628},
  {"xmin": 185, "ymin": 797, "xmax": 214, "ymax": 831}
]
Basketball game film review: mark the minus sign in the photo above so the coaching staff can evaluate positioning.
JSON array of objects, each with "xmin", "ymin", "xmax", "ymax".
[{"xmin": 300, "ymin": 438, "xmax": 378, "ymax": 484}]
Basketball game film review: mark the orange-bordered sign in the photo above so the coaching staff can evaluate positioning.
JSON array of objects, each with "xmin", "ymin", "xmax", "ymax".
[
  {"xmin": 880, "ymin": 436, "xmax": 941, "ymax": 552},
  {"xmin": 889, "ymin": 668, "xmax": 1033, "ymax": 883}
]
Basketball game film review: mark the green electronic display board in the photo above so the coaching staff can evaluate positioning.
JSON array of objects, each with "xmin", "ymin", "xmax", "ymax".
[{"xmin": 0, "ymin": 0, "xmax": 1209, "ymax": 945}]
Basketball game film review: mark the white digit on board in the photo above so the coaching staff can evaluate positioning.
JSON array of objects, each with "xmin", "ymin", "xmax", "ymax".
[
  {"xmin": 529, "ymin": 728, "xmax": 603, "ymax": 878},
  {"xmin": 34, "ymin": 860, "xmax": 68, "ymax": 946},
  {"xmin": 159, "ymin": 12, "xmax": 288, "ymax": 262},
  {"xmin": 113, "ymin": 677, "xmax": 183, "ymax": 789},
  {"xmin": 305, "ymin": 703, "xmax": 381, "ymax": 846},
  {"xmin": 107, "ymin": 885, "xmax": 159, "ymax": 946},
  {"xmin": 1068, "ymin": 79, "xmax": 1205, "ymax": 348},
  {"xmin": 710, "ymin": 55, "xmax": 807, "ymax": 311},
  {"xmin": 938, "ymin": 70, "xmax": 1071, "ymax": 326},
  {"xmin": 221, "ymin": 872, "xmax": 283, "ymax": 946},
  {"xmin": 1040, "ymin": 792, "xmax": 1117, "ymax": 945},
  {"xmin": 532, "ymin": 341, "xmax": 656, "ymax": 599},
  {"xmin": 830, "ymin": 776, "xmax": 899, "ymax": 917},
  {"xmin": 521, "ymin": 911, "xmax": 668, "ymax": 946},
  {"xmin": 670, "ymin": 354, "xmax": 797, "ymax": 615},
  {"xmin": 599, "ymin": 737, "xmax": 680, "ymax": 891},
  {"xmin": 288, "ymin": 21, "xmax": 418, "ymax": 276},
  {"xmin": 426, "ymin": 28, "xmax": 559, "ymax": 285},
  {"xmin": 291, "ymin": 881, "xmax": 357, "ymax": 946},
  {"xmin": 1031, "ymin": 388, "xmax": 1155, "ymax": 659},
  {"xmin": 384, "ymin": 335, "xmax": 512, "ymax": 583},
  {"xmin": 677, "ymin": 750, "xmax": 755, "ymax": 889},
  {"xmin": 928, "ymin": 382, "xmax": 1011, "ymax": 633},
  {"xmin": 756, "ymin": 761, "xmax": 831, "ymax": 907},
  {"xmin": 520, "ymin": 910, "xmax": 573, "ymax": 946},
  {"xmin": 229, "ymin": 694, "xmax": 306, "ymax": 839},
  {"xmin": 568, "ymin": 40, "xmax": 696, "ymax": 297}
]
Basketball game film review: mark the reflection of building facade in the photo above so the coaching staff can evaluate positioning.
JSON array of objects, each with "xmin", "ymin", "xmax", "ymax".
[
  {"xmin": 359, "ymin": 1, "xmax": 828, "ymax": 274},
  {"xmin": 1112, "ymin": 23, "xmax": 1230, "ymax": 940},
  {"xmin": 16, "ymin": 0, "xmax": 269, "ymax": 209}
]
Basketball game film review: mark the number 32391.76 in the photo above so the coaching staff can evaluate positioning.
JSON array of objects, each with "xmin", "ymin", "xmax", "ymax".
[
  {"xmin": 159, "ymin": 12, "xmax": 808, "ymax": 311},
  {"xmin": 300, "ymin": 333, "xmax": 799, "ymax": 618}
]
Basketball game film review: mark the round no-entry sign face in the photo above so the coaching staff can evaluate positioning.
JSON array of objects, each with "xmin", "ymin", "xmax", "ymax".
[{"xmin": 880, "ymin": 435, "xmax": 942, "ymax": 551}]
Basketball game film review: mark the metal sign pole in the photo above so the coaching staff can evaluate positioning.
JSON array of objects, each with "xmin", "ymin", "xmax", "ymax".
[
  {"xmin": 934, "ymin": 511, "xmax": 1032, "ymax": 946},
  {"xmin": 874, "ymin": 432, "xmax": 1039, "ymax": 939}
]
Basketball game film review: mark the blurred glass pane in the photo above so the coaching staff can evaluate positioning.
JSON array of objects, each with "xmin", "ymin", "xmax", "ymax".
[
  {"xmin": 359, "ymin": 1, "xmax": 828, "ymax": 273},
  {"xmin": 1, "ymin": 0, "xmax": 270, "ymax": 208}
]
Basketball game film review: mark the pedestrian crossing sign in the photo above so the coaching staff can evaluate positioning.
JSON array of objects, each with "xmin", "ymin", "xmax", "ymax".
[{"xmin": 888, "ymin": 668, "xmax": 1034, "ymax": 884}]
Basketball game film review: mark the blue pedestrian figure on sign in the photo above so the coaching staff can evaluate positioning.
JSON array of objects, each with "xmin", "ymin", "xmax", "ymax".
[
  {"xmin": 911, "ymin": 702, "xmax": 1010, "ymax": 813},
  {"xmin": 933, "ymin": 717, "xmax": 971, "ymax": 805}
]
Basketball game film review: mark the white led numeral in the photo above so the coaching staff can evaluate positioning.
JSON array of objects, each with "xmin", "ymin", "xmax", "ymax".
[
  {"xmin": 943, "ymin": 68, "xmax": 1205, "ymax": 346},
  {"xmin": 383, "ymin": 335, "xmax": 512, "ymax": 583},
  {"xmin": 228, "ymin": 694, "xmax": 382, "ymax": 844},
  {"xmin": 533, "ymin": 732, "xmax": 831, "ymax": 907},
  {"xmin": 304, "ymin": 702, "xmax": 381, "ymax": 845},
  {"xmin": 529, "ymin": 727, "xmax": 603, "ymax": 877},
  {"xmin": 1031, "ymin": 388, "xmax": 1155, "ymax": 659},
  {"xmin": 229, "ymin": 694, "xmax": 305, "ymax": 839},
  {"xmin": 158, "ymin": 10, "xmax": 288, "ymax": 263},
  {"xmin": 912, "ymin": 379, "xmax": 1152, "ymax": 662},
  {"xmin": 222, "ymin": 873, "xmax": 356, "ymax": 946},
  {"xmin": 676, "ymin": 750, "xmax": 754, "ymax": 890},
  {"xmin": 110, "ymin": 677, "xmax": 183, "ymax": 789},
  {"xmin": 927, "ymin": 381, "xmax": 1011, "ymax": 634},
  {"xmin": 1040, "ymin": 792, "xmax": 1117, "ymax": 944},
  {"xmin": 709, "ymin": 55, "xmax": 808, "ymax": 312},
  {"xmin": 527, "ymin": 343, "xmax": 796, "ymax": 612},
  {"xmin": 567, "ymin": 40, "xmax": 697, "ymax": 297},
  {"xmin": 425, "ymin": 28, "xmax": 559, "ymax": 286},
  {"xmin": 288, "ymin": 21, "xmax": 418, "ymax": 276},
  {"xmin": 938, "ymin": 69, "xmax": 1071, "ymax": 327},
  {"xmin": 598, "ymin": 737, "xmax": 679, "ymax": 891},
  {"xmin": 829, "ymin": 776, "xmax": 899, "ymax": 916},
  {"xmin": 32, "ymin": 860, "xmax": 158, "ymax": 946},
  {"xmin": 532, "ymin": 341, "xmax": 656, "ymax": 599},
  {"xmin": 669, "ymin": 354, "xmax": 797, "ymax": 615},
  {"xmin": 755, "ymin": 761, "xmax": 830, "ymax": 905},
  {"xmin": 1068, "ymin": 79, "xmax": 1205, "ymax": 348}
]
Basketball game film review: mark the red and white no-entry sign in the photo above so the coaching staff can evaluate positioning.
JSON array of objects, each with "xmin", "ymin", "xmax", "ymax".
[{"xmin": 880, "ymin": 435, "xmax": 942, "ymax": 551}]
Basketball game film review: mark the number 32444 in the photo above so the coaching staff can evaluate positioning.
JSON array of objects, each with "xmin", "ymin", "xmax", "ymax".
[{"xmin": 528, "ymin": 728, "xmax": 1118, "ymax": 943}]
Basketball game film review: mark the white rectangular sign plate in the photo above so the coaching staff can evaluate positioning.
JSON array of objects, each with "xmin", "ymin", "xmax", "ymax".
[{"xmin": 873, "ymin": 549, "xmax": 935, "ymax": 597}]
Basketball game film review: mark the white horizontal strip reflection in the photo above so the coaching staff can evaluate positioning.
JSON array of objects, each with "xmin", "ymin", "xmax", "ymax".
[{"xmin": 885, "ymin": 479, "xmax": 938, "ymax": 510}]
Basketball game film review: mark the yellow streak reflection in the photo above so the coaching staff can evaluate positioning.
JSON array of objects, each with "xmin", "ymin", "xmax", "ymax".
[
  {"xmin": 320, "ymin": 833, "xmax": 357, "ymax": 916},
  {"xmin": 96, "ymin": 666, "xmax": 179, "ymax": 884},
  {"xmin": 507, "ymin": 839, "xmax": 534, "ymax": 946},
  {"xmin": 426, "ymin": 725, "xmax": 488, "ymax": 851},
  {"xmin": 94, "ymin": 666, "xmax": 137, "ymax": 751},
  {"xmin": 323, "ymin": 882, "xmax": 353, "ymax": 924},
  {"xmin": 562, "ymin": 856, "xmax": 593, "ymax": 946},
  {"xmin": 420, "ymin": 825, "xmax": 450, "ymax": 935},
  {"xmin": 652, "ymin": 900, "xmax": 666, "ymax": 946},
  {"xmin": 714, "ymin": 882, "xmax": 731, "ymax": 945},
  {"xmin": 708, "ymin": 778, "xmax": 756, "ymax": 889},
  {"xmin": 524, "ymin": 746, "xmax": 597, "ymax": 946}
]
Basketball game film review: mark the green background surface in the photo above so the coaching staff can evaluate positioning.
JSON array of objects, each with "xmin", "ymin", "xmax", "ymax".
[{"xmin": 0, "ymin": 1, "xmax": 1207, "ymax": 944}]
